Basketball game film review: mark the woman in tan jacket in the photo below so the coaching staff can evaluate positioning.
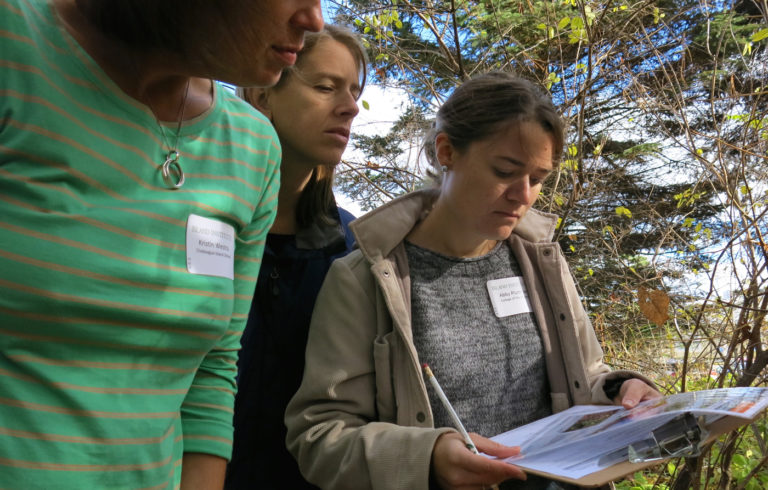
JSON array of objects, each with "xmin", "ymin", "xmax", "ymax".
[{"xmin": 286, "ymin": 73, "xmax": 659, "ymax": 490}]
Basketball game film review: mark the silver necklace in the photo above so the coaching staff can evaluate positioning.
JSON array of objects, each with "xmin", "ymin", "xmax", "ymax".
[{"xmin": 154, "ymin": 80, "xmax": 190, "ymax": 189}]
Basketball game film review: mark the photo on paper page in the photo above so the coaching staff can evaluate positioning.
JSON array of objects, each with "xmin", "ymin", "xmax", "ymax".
[{"xmin": 489, "ymin": 387, "xmax": 768, "ymax": 482}]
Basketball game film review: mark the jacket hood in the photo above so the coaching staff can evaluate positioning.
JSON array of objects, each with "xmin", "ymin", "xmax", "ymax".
[{"xmin": 349, "ymin": 189, "xmax": 559, "ymax": 263}]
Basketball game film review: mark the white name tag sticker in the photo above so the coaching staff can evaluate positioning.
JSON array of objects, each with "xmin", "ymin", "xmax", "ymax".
[
  {"xmin": 486, "ymin": 277, "xmax": 532, "ymax": 318},
  {"xmin": 186, "ymin": 214, "xmax": 235, "ymax": 280}
]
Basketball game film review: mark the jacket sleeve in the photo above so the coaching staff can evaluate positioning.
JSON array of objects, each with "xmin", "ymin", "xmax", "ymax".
[
  {"xmin": 285, "ymin": 254, "xmax": 450, "ymax": 490},
  {"xmin": 558, "ymin": 252, "xmax": 656, "ymax": 405}
]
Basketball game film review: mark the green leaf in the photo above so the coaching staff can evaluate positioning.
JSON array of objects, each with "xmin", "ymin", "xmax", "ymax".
[
  {"xmin": 733, "ymin": 454, "xmax": 748, "ymax": 466},
  {"xmin": 362, "ymin": 100, "xmax": 370, "ymax": 110},
  {"xmin": 558, "ymin": 17, "xmax": 570, "ymax": 30}
]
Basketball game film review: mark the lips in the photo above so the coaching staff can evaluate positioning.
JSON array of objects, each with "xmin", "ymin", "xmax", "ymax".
[
  {"xmin": 495, "ymin": 210, "xmax": 521, "ymax": 219},
  {"xmin": 272, "ymin": 46, "xmax": 300, "ymax": 66},
  {"xmin": 324, "ymin": 127, "xmax": 351, "ymax": 146},
  {"xmin": 326, "ymin": 127, "xmax": 350, "ymax": 138}
]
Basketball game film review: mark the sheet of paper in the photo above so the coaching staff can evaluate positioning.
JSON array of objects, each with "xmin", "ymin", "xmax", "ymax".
[{"xmin": 489, "ymin": 387, "xmax": 768, "ymax": 481}]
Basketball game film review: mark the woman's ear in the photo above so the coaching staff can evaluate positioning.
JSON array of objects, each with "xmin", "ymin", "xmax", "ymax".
[
  {"xmin": 241, "ymin": 86, "xmax": 272, "ymax": 119},
  {"xmin": 434, "ymin": 132, "xmax": 454, "ymax": 170}
]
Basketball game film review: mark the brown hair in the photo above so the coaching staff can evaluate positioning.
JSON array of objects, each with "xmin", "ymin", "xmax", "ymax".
[
  {"xmin": 423, "ymin": 72, "xmax": 565, "ymax": 185},
  {"xmin": 75, "ymin": 1, "xmax": 211, "ymax": 50},
  {"xmin": 74, "ymin": 0, "xmax": 266, "ymax": 71},
  {"xmin": 239, "ymin": 25, "xmax": 368, "ymax": 228}
]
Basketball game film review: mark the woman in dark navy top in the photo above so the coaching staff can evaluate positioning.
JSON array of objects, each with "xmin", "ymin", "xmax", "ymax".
[{"xmin": 226, "ymin": 25, "xmax": 367, "ymax": 489}]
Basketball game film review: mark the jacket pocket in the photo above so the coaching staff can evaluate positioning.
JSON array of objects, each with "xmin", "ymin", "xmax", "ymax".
[{"xmin": 373, "ymin": 334, "xmax": 395, "ymax": 421}]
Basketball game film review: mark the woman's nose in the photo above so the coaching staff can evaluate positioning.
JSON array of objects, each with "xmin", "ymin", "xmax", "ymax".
[
  {"xmin": 337, "ymin": 91, "xmax": 360, "ymax": 118},
  {"xmin": 505, "ymin": 177, "xmax": 534, "ymax": 204},
  {"xmin": 291, "ymin": 2, "xmax": 324, "ymax": 33}
]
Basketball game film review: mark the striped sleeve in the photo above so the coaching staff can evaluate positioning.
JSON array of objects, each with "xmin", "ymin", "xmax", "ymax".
[{"xmin": 180, "ymin": 97, "xmax": 282, "ymax": 458}]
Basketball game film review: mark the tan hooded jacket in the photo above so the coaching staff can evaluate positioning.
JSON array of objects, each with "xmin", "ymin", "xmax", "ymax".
[{"xmin": 285, "ymin": 190, "xmax": 652, "ymax": 490}]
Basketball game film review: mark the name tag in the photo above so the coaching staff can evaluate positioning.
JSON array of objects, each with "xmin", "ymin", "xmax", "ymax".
[
  {"xmin": 486, "ymin": 277, "xmax": 532, "ymax": 318},
  {"xmin": 186, "ymin": 214, "xmax": 235, "ymax": 280}
]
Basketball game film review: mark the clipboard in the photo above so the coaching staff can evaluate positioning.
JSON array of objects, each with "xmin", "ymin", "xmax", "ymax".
[{"xmin": 514, "ymin": 414, "xmax": 756, "ymax": 487}]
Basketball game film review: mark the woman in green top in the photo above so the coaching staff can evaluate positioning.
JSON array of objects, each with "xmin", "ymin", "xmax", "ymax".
[{"xmin": 0, "ymin": 1, "xmax": 321, "ymax": 488}]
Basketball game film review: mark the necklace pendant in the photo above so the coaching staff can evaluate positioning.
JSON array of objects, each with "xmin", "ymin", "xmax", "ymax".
[{"xmin": 161, "ymin": 150, "xmax": 185, "ymax": 189}]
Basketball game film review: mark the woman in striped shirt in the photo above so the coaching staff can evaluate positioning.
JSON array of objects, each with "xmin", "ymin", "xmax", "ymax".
[{"xmin": 0, "ymin": 1, "xmax": 321, "ymax": 488}]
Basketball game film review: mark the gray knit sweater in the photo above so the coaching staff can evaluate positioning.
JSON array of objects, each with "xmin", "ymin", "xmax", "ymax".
[{"xmin": 405, "ymin": 240, "xmax": 551, "ymax": 437}]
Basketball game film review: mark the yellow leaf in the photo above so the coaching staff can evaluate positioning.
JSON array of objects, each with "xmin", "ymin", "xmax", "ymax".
[
  {"xmin": 615, "ymin": 206, "xmax": 632, "ymax": 218},
  {"xmin": 752, "ymin": 28, "xmax": 768, "ymax": 43}
]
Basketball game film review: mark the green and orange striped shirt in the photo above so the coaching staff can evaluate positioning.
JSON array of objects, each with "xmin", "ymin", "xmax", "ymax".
[{"xmin": 0, "ymin": 0, "xmax": 280, "ymax": 487}]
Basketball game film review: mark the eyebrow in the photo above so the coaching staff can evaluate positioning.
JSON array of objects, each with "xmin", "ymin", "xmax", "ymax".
[{"xmin": 497, "ymin": 156, "xmax": 553, "ymax": 174}]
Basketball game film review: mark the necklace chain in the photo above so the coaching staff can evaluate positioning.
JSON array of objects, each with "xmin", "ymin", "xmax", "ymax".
[{"xmin": 154, "ymin": 80, "xmax": 190, "ymax": 190}]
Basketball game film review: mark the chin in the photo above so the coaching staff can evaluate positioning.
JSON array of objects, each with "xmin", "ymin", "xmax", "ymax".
[
  {"xmin": 230, "ymin": 69, "xmax": 282, "ymax": 89},
  {"xmin": 489, "ymin": 227, "xmax": 516, "ymax": 241},
  {"xmin": 312, "ymin": 153, "xmax": 344, "ymax": 168}
]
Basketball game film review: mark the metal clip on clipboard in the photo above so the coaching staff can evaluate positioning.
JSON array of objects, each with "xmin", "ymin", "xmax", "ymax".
[{"xmin": 627, "ymin": 412, "xmax": 709, "ymax": 463}]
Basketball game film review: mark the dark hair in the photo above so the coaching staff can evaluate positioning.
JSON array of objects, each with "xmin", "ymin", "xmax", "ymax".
[
  {"xmin": 423, "ymin": 72, "xmax": 565, "ymax": 185},
  {"xmin": 74, "ymin": 0, "xmax": 261, "ymax": 64},
  {"xmin": 239, "ymin": 25, "xmax": 368, "ymax": 229},
  {"xmin": 75, "ymin": 1, "xmax": 199, "ymax": 52}
]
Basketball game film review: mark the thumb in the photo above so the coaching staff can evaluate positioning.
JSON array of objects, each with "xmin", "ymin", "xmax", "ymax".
[{"xmin": 471, "ymin": 433, "xmax": 521, "ymax": 459}]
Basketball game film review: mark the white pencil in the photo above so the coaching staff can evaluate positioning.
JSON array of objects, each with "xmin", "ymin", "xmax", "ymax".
[{"xmin": 422, "ymin": 363, "xmax": 479, "ymax": 454}]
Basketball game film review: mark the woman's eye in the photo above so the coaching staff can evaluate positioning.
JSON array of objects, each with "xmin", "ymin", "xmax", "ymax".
[
  {"xmin": 494, "ymin": 169, "xmax": 513, "ymax": 178},
  {"xmin": 533, "ymin": 174, "xmax": 552, "ymax": 186},
  {"xmin": 315, "ymin": 85, "xmax": 334, "ymax": 93}
]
